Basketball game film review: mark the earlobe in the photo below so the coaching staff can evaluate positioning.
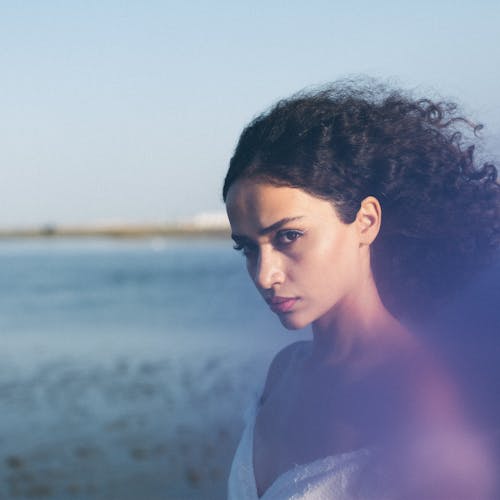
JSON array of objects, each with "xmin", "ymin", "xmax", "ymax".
[{"xmin": 356, "ymin": 196, "xmax": 382, "ymax": 245}]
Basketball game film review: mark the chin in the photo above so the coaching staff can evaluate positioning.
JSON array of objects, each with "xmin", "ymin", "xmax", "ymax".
[{"xmin": 278, "ymin": 314, "xmax": 311, "ymax": 331}]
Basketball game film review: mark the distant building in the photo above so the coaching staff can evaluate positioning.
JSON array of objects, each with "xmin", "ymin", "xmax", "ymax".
[{"xmin": 180, "ymin": 211, "xmax": 230, "ymax": 230}]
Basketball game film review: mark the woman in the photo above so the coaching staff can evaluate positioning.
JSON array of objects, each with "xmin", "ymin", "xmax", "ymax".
[{"xmin": 223, "ymin": 80, "xmax": 499, "ymax": 499}]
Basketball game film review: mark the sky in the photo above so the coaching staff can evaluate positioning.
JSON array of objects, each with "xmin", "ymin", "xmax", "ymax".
[{"xmin": 1, "ymin": 0, "xmax": 499, "ymax": 227}]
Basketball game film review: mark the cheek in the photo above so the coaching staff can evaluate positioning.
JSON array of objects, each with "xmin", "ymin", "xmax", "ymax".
[
  {"xmin": 246, "ymin": 261, "xmax": 256, "ymax": 284},
  {"xmin": 300, "ymin": 235, "xmax": 359, "ymax": 290},
  {"xmin": 245, "ymin": 256, "xmax": 263, "ymax": 289},
  {"xmin": 245, "ymin": 254, "xmax": 257, "ymax": 276}
]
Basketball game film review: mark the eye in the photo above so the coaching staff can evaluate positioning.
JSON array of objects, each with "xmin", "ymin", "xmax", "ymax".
[
  {"xmin": 233, "ymin": 242, "xmax": 257, "ymax": 257},
  {"xmin": 276, "ymin": 230, "xmax": 303, "ymax": 246}
]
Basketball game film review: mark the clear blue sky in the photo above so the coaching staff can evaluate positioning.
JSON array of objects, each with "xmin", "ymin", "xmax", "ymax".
[{"xmin": 1, "ymin": 0, "xmax": 499, "ymax": 227}]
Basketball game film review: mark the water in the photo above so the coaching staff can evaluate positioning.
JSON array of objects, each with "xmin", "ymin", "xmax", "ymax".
[
  {"xmin": 0, "ymin": 238, "xmax": 307, "ymax": 499},
  {"xmin": 1, "ymin": 238, "xmax": 259, "ymax": 334},
  {"xmin": 0, "ymin": 238, "xmax": 299, "ymax": 353}
]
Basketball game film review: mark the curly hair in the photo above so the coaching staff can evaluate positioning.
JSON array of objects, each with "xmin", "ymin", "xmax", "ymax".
[{"xmin": 222, "ymin": 80, "xmax": 500, "ymax": 321}]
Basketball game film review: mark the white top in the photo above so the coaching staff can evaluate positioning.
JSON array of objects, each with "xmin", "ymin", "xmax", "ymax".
[
  {"xmin": 227, "ymin": 393, "xmax": 383, "ymax": 500},
  {"xmin": 227, "ymin": 393, "xmax": 496, "ymax": 499}
]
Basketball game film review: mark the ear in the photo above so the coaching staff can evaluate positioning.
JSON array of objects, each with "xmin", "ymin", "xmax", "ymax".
[{"xmin": 355, "ymin": 196, "xmax": 381, "ymax": 246}]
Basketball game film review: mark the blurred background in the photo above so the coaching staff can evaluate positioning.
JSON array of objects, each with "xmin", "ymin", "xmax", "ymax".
[{"xmin": 0, "ymin": 1, "xmax": 499, "ymax": 498}]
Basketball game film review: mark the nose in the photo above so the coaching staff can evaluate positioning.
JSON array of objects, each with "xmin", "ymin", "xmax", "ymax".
[{"xmin": 250, "ymin": 246, "xmax": 284, "ymax": 290}]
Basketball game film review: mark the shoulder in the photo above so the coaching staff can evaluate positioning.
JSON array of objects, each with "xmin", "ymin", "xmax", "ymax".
[
  {"xmin": 260, "ymin": 340, "xmax": 310, "ymax": 404},
  {"xmin": 396, "ymin": 340, "xmax": 464, "ymax": 427},
  {"xmin": 361, "ymin": 335, "xmax": 465, "ymax": 436},
  {"xmin": 373, "ymin": 343, "xmax": 496, "ymax": 497}
]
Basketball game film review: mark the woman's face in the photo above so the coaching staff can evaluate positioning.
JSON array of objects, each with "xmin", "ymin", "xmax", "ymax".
[{"xmin": 225, "ymin": 179, "xmax": 369, "ymax": 330}]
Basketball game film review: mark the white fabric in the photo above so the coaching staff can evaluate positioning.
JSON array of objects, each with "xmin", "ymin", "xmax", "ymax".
[{"xmin": 227, "ymin": 394, "xmax": 378, "ymax": 500}]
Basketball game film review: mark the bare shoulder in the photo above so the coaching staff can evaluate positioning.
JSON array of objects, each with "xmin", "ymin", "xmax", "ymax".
[
  {"xmin": 384, "ymin": 346, "xmax": 496, "ymax": 498},
  {"xmin": 373, "ymin": 341, "xmax": 496, "ymax": 497},
  {"xmin": 260, "ymin": 340, "xmax": 310, "ymax": 404},
  {"xmin": 397, "ymin": 340, "xmax": 465, "ymax": 426},
  {"xmin": 362, "ymin": 334, "xmax": 466, "ymax": 436}
]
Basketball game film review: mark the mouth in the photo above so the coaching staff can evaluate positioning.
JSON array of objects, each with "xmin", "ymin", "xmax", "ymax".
[{"xmin": 266, "ymin": 296, "xmax": 299, "ymax": 314}]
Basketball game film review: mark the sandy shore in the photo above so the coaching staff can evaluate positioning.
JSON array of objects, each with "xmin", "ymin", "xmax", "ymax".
[
  {"xmin": 0, "ymin": 335, "xmax": 273, "ymax": 500},
  {"xmin": 0, "ymin": 224, "xmax": 230, "ymax": 240}
]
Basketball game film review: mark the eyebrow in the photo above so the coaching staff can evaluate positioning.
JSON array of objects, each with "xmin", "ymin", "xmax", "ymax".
[{"xmin": 231, "ymin": 216, "xmax": 305, "ymax": 241}]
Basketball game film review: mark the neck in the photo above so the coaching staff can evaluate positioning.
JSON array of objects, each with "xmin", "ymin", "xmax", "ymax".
[{"xmin": 310, "ymin": 272, "xmax": 404, "ymax": 366}]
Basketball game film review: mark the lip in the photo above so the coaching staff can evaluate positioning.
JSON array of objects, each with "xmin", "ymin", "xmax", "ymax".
[{"xmin": 266, "ymin": 296, "xmax": 299, "ymax": 313}]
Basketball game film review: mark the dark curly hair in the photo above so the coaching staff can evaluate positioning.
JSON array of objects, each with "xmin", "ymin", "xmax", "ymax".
[{"xmin": 222, "ymin": 80, "xmax": 500, "ymax": 322}]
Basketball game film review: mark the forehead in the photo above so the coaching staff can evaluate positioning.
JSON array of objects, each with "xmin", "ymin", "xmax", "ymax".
[{"xmin": 225, "ymin": 179, "xmax": 337, "ymax": 233}]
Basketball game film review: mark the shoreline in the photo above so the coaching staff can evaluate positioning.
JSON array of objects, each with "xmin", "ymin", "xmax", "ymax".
[
  {"xmin": 0, "ymin": 346, "xmax": 266, "ymax": 500},
  {"xmin": 0, "ymin": 224, "xmax": 230, "ymax": 240}
]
